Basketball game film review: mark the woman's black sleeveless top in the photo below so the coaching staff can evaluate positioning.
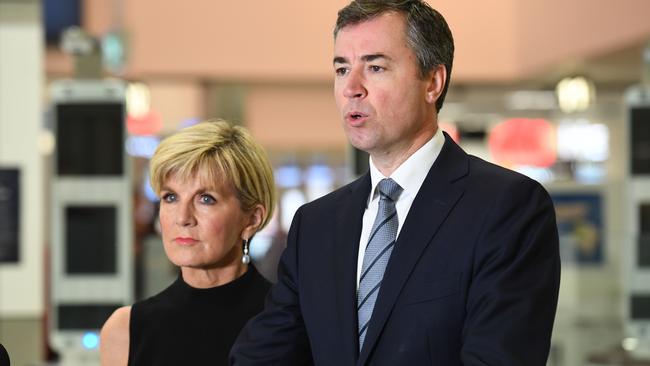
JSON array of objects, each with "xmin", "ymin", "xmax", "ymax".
[{"xmin": 128, "ymin": 266, "xmax": 271, "ymax": 365}]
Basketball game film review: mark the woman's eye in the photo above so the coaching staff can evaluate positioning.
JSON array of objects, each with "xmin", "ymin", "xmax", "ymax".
[
  {"xmin": 199, "ymin": 195, "xmax": 216, "ymax": 204},
  {"xmin": 161, "ymin": 193, "xmax": 176, "ymax": 203}
]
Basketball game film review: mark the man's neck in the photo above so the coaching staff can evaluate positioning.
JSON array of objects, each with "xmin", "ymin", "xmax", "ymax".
[{"xmin": 371, "ymin": 127, "xmax": 437, "ymax": 177}]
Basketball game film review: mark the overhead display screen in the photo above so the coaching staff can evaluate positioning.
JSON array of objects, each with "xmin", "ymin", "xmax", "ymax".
[{"xmin": 56, "ymin": 103, "xmax": 124, "ymax": 176}]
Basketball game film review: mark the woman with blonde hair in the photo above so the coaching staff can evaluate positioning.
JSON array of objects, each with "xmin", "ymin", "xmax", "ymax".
[{"xmin": 100, "ymin": 120, "xmax": 276, "ymax": 365}]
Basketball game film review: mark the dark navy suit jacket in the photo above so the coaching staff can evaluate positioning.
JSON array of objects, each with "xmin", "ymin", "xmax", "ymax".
[{"xmin": 231, "ymin": 133, "xmax": 560, "ymax": 365}]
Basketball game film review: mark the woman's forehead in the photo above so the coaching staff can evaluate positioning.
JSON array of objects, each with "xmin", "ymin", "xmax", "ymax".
[{"xmin": 165, "ymin": 168, "xmax": 226, "ymax": 191}]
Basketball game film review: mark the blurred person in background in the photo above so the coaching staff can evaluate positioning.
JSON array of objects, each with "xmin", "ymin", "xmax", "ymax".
[
  {"xmin": 231, "ymin": 0, "xmax": 560, "ymax": 365},
  {"xmin": 100, "ymin": 120, "xmax": 276, "ymax": 365}
]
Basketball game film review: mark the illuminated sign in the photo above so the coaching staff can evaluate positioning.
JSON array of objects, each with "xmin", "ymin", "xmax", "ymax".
[{"xmin": 556, "ymin": 119, "xmax": 609, "ymax": 162}]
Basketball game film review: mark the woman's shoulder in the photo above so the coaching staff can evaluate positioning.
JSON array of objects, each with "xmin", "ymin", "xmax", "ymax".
[
  {"xmin": 103, "ymin": 306, "xmax": 132, "ymax": 330},
  {"xmin": 100, "ymin": 306, "xmax": 131, "ymax": 365},
  {"xmin": 132, "ymin": 279, "xmax": 181, "ymax": 311}
]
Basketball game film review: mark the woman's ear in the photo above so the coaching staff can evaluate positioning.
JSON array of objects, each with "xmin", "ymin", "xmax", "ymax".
[
  {"xmin": 242, "ymin": 204, "xmax": 266, "ymax": 240},
  {"xmin": 425, "ymin": 65, "xmax": 446, "ymax": 105}
]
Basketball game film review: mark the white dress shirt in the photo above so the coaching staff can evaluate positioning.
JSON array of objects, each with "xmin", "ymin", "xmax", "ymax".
[{"xmin": 356, "ymin": 128, "xmax": 445, "ymax": 287}]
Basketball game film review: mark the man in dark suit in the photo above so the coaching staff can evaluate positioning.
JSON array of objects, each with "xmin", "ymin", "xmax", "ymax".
[{"xmin": 231, "ymin": 1, "xmax": 560, "ymax": 365}]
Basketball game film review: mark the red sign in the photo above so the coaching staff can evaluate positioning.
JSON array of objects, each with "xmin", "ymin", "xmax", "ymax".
[
  {"xmin": 488, "ymin": 118, "xmax": 556, "ymax": 167},
  {"xmin": 127, "ymin": 110, "xmax": 163, "ymax": 136}
]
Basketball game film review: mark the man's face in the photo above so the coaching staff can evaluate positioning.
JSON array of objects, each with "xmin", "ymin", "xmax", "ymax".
[{"xmin": 334, "ymin": 12, "xmax": 439, "ymax": 160}]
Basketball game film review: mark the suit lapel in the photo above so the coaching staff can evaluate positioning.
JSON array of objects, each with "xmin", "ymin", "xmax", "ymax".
[
  {"xmin": 357, "ymin": 134, "xmax": 469, "ymax": 365},
  {"xmin": 333, "ymin": 173, "xmax": 371, "ymax": 363}
]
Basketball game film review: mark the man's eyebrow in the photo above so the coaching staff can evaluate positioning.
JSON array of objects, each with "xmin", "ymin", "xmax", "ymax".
[
  {"xmin": 361, "ymin": 53, "xmax": 390, "ymax": 62},
  {"xmin": 333, "ymin": 56, "xmax": 348, "ymax": 65},
  {"xmin": 333, "ymin": 54, "xmax": 391, "ymax": 65}
]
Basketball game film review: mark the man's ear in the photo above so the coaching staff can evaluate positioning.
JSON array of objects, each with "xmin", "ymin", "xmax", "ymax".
[
  {"xmin": 425, "ymin": 65, "xmax": 446, "ymax": 105},
  {"xmin": 242, "ymin": 204, "xmax": 266, "ymax": 241}
]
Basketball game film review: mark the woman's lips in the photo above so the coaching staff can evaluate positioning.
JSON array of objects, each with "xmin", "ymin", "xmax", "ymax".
[{"xmin": 174, "ymin": 237, "xmax": 198, "ymax": 245}]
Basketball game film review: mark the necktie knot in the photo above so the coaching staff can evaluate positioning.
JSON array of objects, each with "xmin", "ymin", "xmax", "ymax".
[{"xmin": 377, "ymin": 178, "xmax": 402, "ymax": 202}]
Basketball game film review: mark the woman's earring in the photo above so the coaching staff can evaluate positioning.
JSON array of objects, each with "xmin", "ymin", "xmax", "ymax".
[{"xmin": 242, "ymin": 238, "xmax": 251, "ymax": 264}]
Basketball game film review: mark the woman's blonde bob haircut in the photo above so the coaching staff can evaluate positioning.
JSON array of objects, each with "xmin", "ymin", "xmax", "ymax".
[{"xmin": 149, "ymin": 119, "xmax": 276, "ymax": 230}]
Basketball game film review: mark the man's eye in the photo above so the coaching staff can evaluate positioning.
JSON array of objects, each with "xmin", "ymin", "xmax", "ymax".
[
  {"xmin": 161, "ymin": 193, "xmax": 176, "ymax": 203},
  {"xmin": 335, "ymin": 67, "xmax": 348, "ymax": 76},
  {"xmin": 369, "ymin": 65, "xmax": 384, "ymax": 72},
  {"xmin": 199, "ymin": 195, "xmax": 216, "ymax": 205}
]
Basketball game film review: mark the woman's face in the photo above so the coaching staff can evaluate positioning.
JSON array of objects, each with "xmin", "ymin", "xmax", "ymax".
[{"xmin": 158, "ymin": 172, "xmax": 255, "ymax": 270}]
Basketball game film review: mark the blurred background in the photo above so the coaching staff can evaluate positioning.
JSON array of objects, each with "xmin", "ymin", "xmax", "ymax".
[{"xmin": 1, "ymin": 0, "xmax": 650, "ymax": 365}]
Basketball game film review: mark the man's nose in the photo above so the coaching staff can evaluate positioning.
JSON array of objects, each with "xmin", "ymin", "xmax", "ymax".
[{"xmin": 343, "ymin": 69, "xmax": 367, "ymax": 99}]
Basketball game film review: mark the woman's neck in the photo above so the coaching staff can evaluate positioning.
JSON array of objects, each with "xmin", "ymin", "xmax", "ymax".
[{"xmin": 180, "ymin": 262, "xmax": 247, "ymax": 289}]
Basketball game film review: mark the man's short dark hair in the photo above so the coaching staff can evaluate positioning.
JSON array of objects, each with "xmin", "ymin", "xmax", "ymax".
[{"xmin": 334, "ymin": 0, "xmax": 454, "ymax": 112}]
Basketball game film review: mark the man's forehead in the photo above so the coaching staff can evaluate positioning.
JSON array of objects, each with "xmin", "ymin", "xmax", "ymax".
[
  {"xmin": 335, "ymin": 14, "xmax": 406, "ymax": 48},
  {"xmin": 334, "ymin": 26, "xmax": 407, "ymax": 62}
]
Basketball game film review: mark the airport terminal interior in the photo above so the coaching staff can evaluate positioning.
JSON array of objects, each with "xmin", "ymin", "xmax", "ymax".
[{"xmin": 2, "ymin": 0, "xmax": 650, "ymax": 365}]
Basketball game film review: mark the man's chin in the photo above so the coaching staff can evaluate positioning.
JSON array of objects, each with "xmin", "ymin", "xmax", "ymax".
[
  {"xmin": 345, "ymin": 132, "xmax": 373, "ymax": 153},
  {"xmin": 349, "ymin": 141, "xmax": 372, "ymax": 154}
]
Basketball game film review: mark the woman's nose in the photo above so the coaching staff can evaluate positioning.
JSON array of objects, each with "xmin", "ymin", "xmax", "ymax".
[{"xmin": 175, "ymin": 202, "xmax": 196, "ymax": 226}]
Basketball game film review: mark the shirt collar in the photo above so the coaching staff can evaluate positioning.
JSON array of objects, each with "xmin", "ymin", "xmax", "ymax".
[{"xmin": 367, "ymin": 127, "xmax": 445, "ymax": 206}]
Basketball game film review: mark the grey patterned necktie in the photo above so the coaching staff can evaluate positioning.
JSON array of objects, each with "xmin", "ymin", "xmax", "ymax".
[{"xmin": 357, "ymin": 178, "xmax": 403, "ymax": 349}]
